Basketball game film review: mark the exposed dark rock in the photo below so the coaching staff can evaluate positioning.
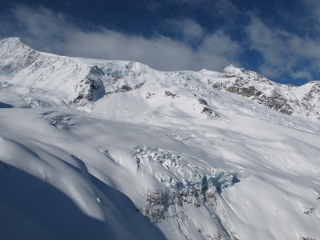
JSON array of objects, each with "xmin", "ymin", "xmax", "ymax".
[
  {"xmin": 303, "ymin": 207, "xmax": 315, "ymax": 215},
  {"xmin": 198, "ymin": 98, "xmax": 208, "ymax": 106},
  {"xmin": 120, "ymin": 85, "xmax": 132, "ymax": 92},
  {"xmin": 212, "ymin": 82, "xmax": 223, "ymax": 90},
  {"xmin": 146, "ymin": 92, "xmax": 156, "ymax": 99},
  {"xmin": 165, "ymin": 91, "xmax": 179, "ymax": 99},
  {"xmin": 201, "ymin": 107, "xmax": 220, "ymax": 118},
  {"xmin": 113, "ymin": 82, "xmax": 145, "ymax": 93},
  {"xmin": 72, "ymin": 66, "xmax": 105, "ymax": 106},
  {"xmin": 257, "ymin": 91, "xmax": 294, "ymax": 115},
  {"xmin": 212, "ymin": 65, "xmax": 300, "ymax": 116},
  {"xmin": 301, "ymin": 82, "xmax": 320, "ymax": 116},
  {"xmin": 202, "ymin": 107, "xmax": 212, "ymax": 114}
]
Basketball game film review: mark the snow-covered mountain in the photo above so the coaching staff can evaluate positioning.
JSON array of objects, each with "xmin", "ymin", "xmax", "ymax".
[
  {"xmin": 1, "ymin": 37, "xmax": 319, "ymax": 118},
  {"xmin": 210, "ymin": 65, "xmax": 320, "ymax": 118},
  {"xmin": 0, "ymin": 37, "xmax": 320, "ymax": 240}
]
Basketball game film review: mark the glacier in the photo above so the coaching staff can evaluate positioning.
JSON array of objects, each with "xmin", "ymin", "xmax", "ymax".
[{"xmin": 0, "ymin": 37, "xmax": 320, "ymax": 240}]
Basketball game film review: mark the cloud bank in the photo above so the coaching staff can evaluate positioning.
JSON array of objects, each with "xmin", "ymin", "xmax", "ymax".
[
  {"xmin": 0, "ymin": 5, "xmax": 241, "ymax": 72},
  {"xmin": 0, "ymin": 2, "xmax": 320, "ymax": 83}
]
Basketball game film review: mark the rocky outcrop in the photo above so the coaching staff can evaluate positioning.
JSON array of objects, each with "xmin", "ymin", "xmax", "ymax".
[
  {"xmin": 256, "ymin": 90, "xmax": 294, "ymax": 115},
  {"xmin": 301, "ymin": 82, "xmax": 320, "ymax": 117},
  {"xmin": 72, "ymin": 66, "xmax": 105, "ymax": 107},
  {"xmin": 210, "ymin": 65, "xmax": 319, "ymax": 118}
]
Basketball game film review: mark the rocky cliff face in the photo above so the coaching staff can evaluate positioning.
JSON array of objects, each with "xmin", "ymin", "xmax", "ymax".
[
  {"xmin": 301, "ymin": 82, "xmax": 320, "ymax": 116},
  {"xmin": 209, "ymin": 65, "xmax": 319, "ymax": 118},
  {"xmin": 72, "ymin": 66, "xmax": 105, "ymax": 107}
]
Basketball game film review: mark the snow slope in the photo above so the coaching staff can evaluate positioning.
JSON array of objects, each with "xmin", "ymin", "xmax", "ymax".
[{"xmin": 0, "ymin": 37, "xmax": 320, "ymax": 240}]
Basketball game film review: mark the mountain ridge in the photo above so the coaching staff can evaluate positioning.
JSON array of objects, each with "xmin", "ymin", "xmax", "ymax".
[{"xmin": 1, "ymin": 37, "xmax": 319, "ymax": 119}]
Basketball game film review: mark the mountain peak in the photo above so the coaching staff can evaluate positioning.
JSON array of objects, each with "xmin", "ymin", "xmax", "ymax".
[
  {"xmin": 223, "ymin": 64, "xmax": 245, "ymax": 75},
  {"xmin": 1, "ymin": 36, "xmax": 21, "ymax": 43},
  {"xmin": 0, "ymin": 37, "xmax": 34, "ymax": 55},
  {"xmin": 0, "ymin": 37, "xmax": 25, "ymax": 47}
]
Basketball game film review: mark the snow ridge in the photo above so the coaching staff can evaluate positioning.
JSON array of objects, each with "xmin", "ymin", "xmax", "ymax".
[{"xmin": 1, "ymin": 37, "xmax": 319, "ymax": 119}]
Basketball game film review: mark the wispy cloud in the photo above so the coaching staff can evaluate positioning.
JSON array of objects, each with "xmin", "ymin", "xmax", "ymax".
[
  {"xmin": 1, "ymin": 3, "xmax": 320, "ymax": 83},
  {"xmin": 300, "ymin": 0, "xmax": 320, "ymax": 33},
  {"xmin": 246, "ymin": 15, "xmax": 320, "ymax": 81},
  {"xmin": 0, "ymin": 5, "xmax": 242, "ymax": 72}
]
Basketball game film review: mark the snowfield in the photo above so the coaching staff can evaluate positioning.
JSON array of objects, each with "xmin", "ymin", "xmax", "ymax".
[{"xmin": 0, "ymin": 37, "xmax": 320, "ymax": 240}]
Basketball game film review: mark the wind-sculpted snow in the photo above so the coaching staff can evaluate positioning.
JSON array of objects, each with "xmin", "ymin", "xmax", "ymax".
[{"xmin": 0, "ymin": 103, "xmax": 319, "ymax": 239}]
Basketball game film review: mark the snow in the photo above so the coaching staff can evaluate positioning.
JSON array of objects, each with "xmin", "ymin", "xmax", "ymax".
[{"xmin": 0, "ymin": 37, "xmax": 320, "ymax": 240}]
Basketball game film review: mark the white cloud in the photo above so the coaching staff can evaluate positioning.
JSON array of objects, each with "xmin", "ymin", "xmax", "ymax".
[
  {"xmin": 277, "ymin": 0, "xmax": 320, "ymax": 36},
  {"xmin": 302, "ymin": 0, "xmax": 320, "ymax": 32},
  {"xmin": 0, "ymin": 5, "xmax": 241, "ymax": 72},
  {"xmin": 4, "ymin": 4, "xmax": 318, "ymax": 83},
  {"xmin": 246, "ymin": 15, "xmax": 320, "ymax": 81}
]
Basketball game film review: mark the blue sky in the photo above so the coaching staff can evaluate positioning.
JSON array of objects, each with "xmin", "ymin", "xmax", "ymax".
[{"xmin": 0, "ymin": 0, "xmax": 319, "ymax": 85}]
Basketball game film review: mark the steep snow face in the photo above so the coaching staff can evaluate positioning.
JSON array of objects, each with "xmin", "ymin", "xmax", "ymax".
[
  {"xmin": 0, "ymin": 37, "xmax": 40, "ymax": 74},
  {"xmin": 1, "ymin": 37, "xmax": 320, "ymax": 240},
  {"xmin": 0, "ymin": 37, "xmax": 105, "ymax": 106}
]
